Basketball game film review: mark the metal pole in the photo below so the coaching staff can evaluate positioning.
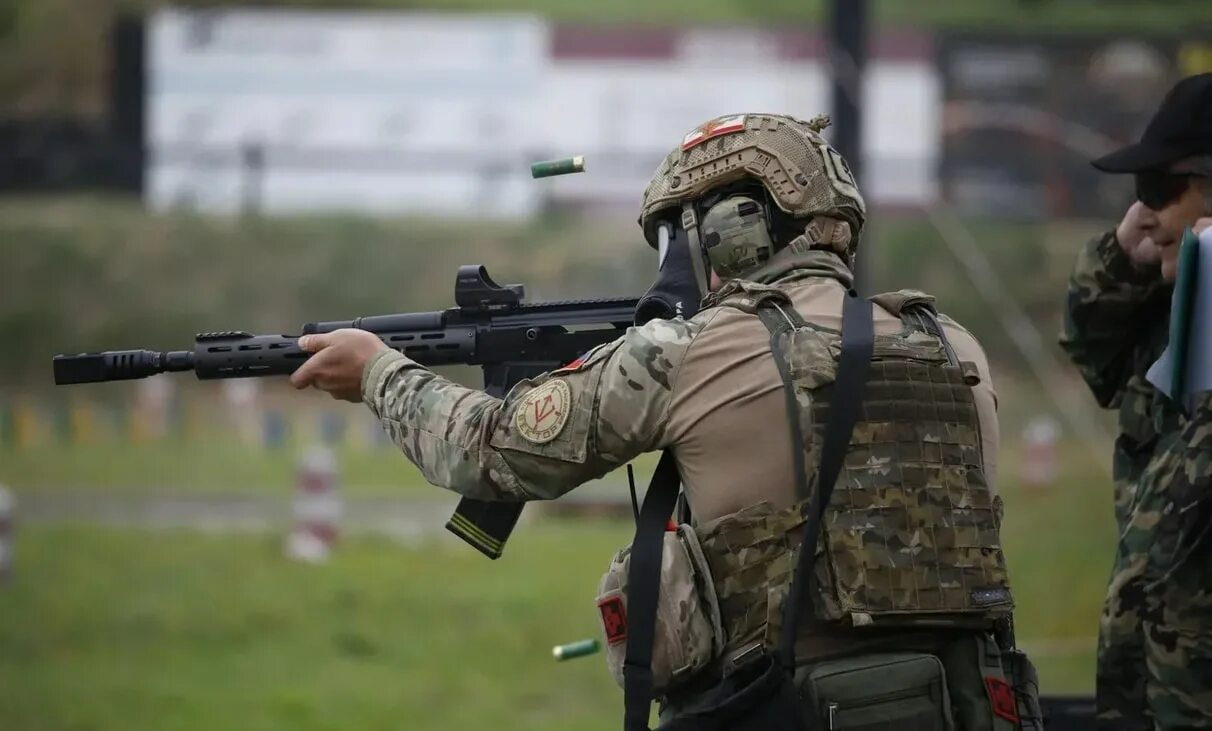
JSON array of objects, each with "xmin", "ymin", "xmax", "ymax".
[
  {"xmin": 109, "ymin": 15, "xmax": 146, "ymax": 194},
  {"xmin": 241, "ymin": 142, "xmax": 265, "ymax": 216},
  {"xmin": 828, "ymin": 0, "xmax": 868, "ymax": 292}
]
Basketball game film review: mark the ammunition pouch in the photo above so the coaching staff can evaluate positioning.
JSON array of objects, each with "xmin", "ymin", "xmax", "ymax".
[
  {"xmin": 936, "ymin": 632, "xmax": 1041, "ymax": 731},
  {"xmin": 1001, "ymin": 649, "xmax": 1044, "ymax": 730}
]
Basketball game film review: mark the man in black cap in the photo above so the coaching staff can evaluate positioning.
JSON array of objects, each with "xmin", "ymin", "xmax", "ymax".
[{"xmin": 1061, "ymin": 73, "xmax": 1212, "ymax": 728}]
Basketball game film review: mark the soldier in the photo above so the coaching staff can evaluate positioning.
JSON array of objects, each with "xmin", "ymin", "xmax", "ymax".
[
  {"xmin": 292, "ymin": 113, "xmax": 1033, "ymax": 729},
  {"xmin": 1059, "ymin": 72, "xmax": 1212, "ymax": 728}
]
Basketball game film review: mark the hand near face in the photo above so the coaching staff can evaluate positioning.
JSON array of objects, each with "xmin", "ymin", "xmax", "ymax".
[
  {"xmin": 1116, "ymin": 201, "xmax": 1162, "ymax": 266},
  {"xmin": 289, "ymin": 329, "xmax": 389, "ymax": 402},
  {"xmin": 1142, "ymin": 178, "xmax": 1211, "ymax": 282}
]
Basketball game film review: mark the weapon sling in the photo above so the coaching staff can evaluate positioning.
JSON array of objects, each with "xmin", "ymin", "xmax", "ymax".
[{"xmin": 621, "ymin": 289, "xmax": 874, "ymax": 731}]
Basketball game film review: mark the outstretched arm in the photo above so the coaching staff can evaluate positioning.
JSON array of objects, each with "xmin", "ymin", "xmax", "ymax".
[{"xmin": 359, "ymin": 317, "xmax": 705, "ymax": 501}]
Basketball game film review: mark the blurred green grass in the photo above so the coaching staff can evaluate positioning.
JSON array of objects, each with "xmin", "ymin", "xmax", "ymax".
[
  {"xmin": 0, "ymin": 437, "xmax": 1114, "ymax": 729},
  {"xmin": 0, "ymin": 522, "xmax": 633, "ymax": 731},
  {"xmin": 997, "ymin": 440, "xmax": 1114, "ymax": 688},
  {"xmin": 2, "ymin": 438, "xmax": 434, "ymax": 497},
  {"xmin": 0, "ymin": 429, "xmax": 660, "ymax": 496}
]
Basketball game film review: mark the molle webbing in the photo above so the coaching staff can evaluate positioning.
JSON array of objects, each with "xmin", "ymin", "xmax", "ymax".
[
  {"xmin": 823, "ymin": 360, "xmax": 1009, "ymax": 618},
  {"xmin": 697, "ymin": 503, "xmax": 805, "ymax": 653}
]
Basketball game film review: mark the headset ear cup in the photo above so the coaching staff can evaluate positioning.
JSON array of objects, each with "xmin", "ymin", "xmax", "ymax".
[{"xmin": 700, "ymin": 195, "xmax": 777, "ymax": 280}]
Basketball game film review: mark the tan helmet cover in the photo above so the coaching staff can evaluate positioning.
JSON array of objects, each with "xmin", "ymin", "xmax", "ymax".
[{"xmin": 639, "ymin": 113, "xmax": 867, "ymax": 257}]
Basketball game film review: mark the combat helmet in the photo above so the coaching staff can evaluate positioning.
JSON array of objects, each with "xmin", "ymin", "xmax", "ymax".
[{"xmin": 639, "ymin": 113, "xmax": 867, "ymax": 282}]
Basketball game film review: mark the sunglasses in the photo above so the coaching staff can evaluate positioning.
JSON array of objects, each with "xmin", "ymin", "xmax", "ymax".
[{"xmin": 1134, "ymin": 171, "xmax": 1194, "ymax": 210}]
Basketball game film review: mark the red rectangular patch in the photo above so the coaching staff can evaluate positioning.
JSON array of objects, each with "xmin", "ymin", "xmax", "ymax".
[
  {"xmin": 985, "ymin": 676, "xmax": 1019, "ymax": 724},
  {"xmin": 597, "ymin": 595, "xmax": 629, "ymax": 646}
]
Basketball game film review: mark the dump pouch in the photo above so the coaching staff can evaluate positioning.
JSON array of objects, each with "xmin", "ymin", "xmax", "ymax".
[
  {"xmin": 798, "ymin": 652, "xmax": 954, "ymax": 730},
  {"xmin": 597, "ymin": 524, "xmax": 725, "ymax": 694}
]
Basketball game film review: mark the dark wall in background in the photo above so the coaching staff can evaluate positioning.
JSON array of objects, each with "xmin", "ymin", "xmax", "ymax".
[
  {"xmin": 939, "ymin": 32, "xmax": 1212, "ymax": 220},
  {"xmin": 0, "ymin": 17, "xmax": 143, "ymax": 193}
]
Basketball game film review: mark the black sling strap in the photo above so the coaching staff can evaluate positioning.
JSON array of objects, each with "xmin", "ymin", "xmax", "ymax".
[
  {"xmin": 766, "ymin": 291, "xmax": 874, "ymax": 666},
  {"xmin": 621, "ymin": 290, "xmax": 874, "ymax": 731},
  {"xmin": 623, "ymin": 450, "xmax": 682, "ymax": 731}
]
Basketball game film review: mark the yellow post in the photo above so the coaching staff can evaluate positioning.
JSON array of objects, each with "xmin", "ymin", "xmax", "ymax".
[
  {"xmin": 128, "ymin": 403, "xmax": 151, "ymax": 445},
  {"xmin": 13, "ymin": 402, "xmax": 42, "ymax": 449},
  {"xmin": 69, "ymin": 400, "xmax": 99, "ymax": 445}
]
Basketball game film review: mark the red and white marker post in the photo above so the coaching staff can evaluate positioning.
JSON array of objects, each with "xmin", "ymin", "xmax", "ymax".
[
  {"xmin": 1019, "ymin": 416, "xmax": 1060, "ymax": 489},
  {"xmin": 284, "ymin": 446, "xmax": 342, "ymax": 563}
]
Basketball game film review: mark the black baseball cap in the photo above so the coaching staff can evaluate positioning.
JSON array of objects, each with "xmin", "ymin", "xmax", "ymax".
[{"xmin": 1092, "ymin": 73, "xmax": 1212, "ymax": 173}]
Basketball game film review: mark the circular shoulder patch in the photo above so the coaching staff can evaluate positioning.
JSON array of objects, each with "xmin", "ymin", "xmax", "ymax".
[{"xmin": 514, "ymin": 379, "xmax": 572, "ymax": 444}]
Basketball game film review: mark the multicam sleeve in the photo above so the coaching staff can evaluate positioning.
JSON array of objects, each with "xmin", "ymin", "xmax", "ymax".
[
  {"xmin": 360, "ymin": 317, "xmax": 704, "ymax": 501},
  {"xmin": 1130, "ymin": 393, "xmax": 1212, "ymax": 557},
  {"xmin": 1059, "ymin": 230, "xmax": 1170, "ymax": 408}
]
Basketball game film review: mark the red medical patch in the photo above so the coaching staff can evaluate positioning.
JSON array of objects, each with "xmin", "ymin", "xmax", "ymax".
[
  {"xmin": 598, "ymin": 596, "xmax": 629, "ymax": 646},
  {"xmin": 985, "ymin": 676, "xmax": 1019, "ymax": 724}
]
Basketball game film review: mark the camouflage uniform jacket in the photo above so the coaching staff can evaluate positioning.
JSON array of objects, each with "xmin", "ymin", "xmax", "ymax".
[
  {"xmin": 1132, "ymin": 391, "xmax": 1212, "ymax": 601},
  {"xmin": 362, "ymin": 248, "xmax": 1000, "ymax": 526},
  {"xmin": 1058, "ymin": 230, "xmax": 1181, "ymax": 526},
  {"xmin": 1059, "ymin": 230, "xmax": 1198, "ymax": 725},
  {"xmin": 1107, "ymin": 391, "xmax": 1212, "ymax": 726}
]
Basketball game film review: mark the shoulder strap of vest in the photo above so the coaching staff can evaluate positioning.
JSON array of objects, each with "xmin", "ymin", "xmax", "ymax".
[
  {"xmin": 758, "ymin": 289, "xmax": 874, "ymax": 667},
  {"xmin": 756, "ymin": 304, "xmax": 812, "ymax": 505},
  {"xmin": 905, "ymin": 303, "xmax": 960, "ymax": 367},
  {"xmin": 621, "ymin": 450, "xmax": 680, "ymax": 731}
]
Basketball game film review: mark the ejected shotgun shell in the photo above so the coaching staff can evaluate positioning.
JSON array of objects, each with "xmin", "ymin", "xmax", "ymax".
[
  {"xmin": 552, "ymin": 638, "xmax": 600, "ymax": 661},
  {"xmin": 531, "ymin": 156, "xmax": 586, "ymax": 178}
]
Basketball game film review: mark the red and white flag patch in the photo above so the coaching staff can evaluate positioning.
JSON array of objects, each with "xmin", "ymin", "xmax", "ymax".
[{"xmin": 681, "ymin": 114, "xmax": 747, "ymax": 150}]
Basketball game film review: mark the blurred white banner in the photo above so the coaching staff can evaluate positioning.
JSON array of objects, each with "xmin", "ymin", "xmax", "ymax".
[{"xmin": 147, "ymin": 9, "xmax": 938, "ymax": 217}]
